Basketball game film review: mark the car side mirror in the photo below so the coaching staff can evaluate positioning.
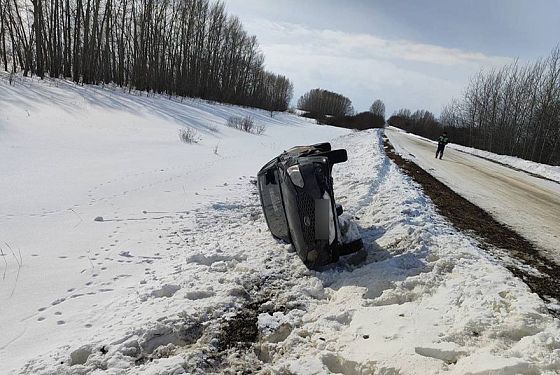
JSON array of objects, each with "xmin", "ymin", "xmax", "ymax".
[{"xmin": 325, "ymin": 149, "xmax": 347, "ymax": 164}]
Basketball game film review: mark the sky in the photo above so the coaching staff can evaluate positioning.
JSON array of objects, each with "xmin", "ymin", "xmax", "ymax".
[{"xmin": 222, "ymin": 0, "xmax": 560, "ymax": 116}]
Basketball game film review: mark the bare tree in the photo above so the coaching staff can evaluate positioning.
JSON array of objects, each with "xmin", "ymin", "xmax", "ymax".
[
  {"xmin": 1, "ymin": 0, "xmax": 293, "ymax": 111},
  {"xmin": 438, "ymin": 46, "xmax": 560, "ymax": 165},
  {"xmin": 297, "ymin": 88, "xmax": 354, "ymax": 117},
  {"xmin": 0, "ymin": 0, "xmax": 8, "ymax": 71},
  {"xmin": 369, "ymin": 99, "xmax": 385, "ymax": 120}
]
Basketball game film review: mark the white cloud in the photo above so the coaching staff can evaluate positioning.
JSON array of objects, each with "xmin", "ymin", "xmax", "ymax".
[
  {"xmin": 250, "ymin": 19, "xmax": 511, "ymax": 67},
  {"xmin": 242, "ymin": 19, "xmax": 513, "ymax": 114}
]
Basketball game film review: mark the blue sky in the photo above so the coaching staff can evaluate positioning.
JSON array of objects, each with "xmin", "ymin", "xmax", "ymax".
[{"xmin": 222, "ymin": 0, "xmax": 560, "ymax": 115}]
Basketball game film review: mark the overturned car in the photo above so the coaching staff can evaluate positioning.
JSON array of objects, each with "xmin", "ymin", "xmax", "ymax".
[{"xmin": 257, "ymin": 142, "xmax": 363, "ymax": 269}]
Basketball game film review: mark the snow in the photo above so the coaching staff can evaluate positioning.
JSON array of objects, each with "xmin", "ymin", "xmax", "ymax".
[
  {"xmin": 450, "ymin": 144, "xmax": 560, "ymax": 184},
  {"xmin": 1, "ymin": 75, "xmax": 560, "ymax": 374},
  {"xmin": 385, "ymin": 126, "xmax": 560, "ymax": 263},
  {"xmin": 0, "ymin": 75, "xmax": 347, "ymax": 372}
]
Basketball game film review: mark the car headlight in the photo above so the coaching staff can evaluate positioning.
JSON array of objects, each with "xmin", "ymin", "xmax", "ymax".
[
  {"xmin": 287, "ymin": 165, "xmax": 305, "ymax": 188},
  {"xmin": 323, "ymin": 192, "xmax": 336, "ymax": 245}
]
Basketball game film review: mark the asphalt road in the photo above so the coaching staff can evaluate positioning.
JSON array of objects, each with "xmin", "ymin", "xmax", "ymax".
[{"xmin": 386, "ymin": 127, "xmax": 560, "ymax": 263}]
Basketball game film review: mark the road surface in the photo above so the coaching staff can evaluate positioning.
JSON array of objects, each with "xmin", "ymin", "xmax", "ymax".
[{"xmin": 385, "ymin": 127, "xmax": 560, "ymax": 263}]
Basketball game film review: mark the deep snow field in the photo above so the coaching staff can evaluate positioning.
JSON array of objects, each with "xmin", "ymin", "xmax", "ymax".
[{"xmin": 1, "ymin": 75, "xmax": 560, "ymax": 374}]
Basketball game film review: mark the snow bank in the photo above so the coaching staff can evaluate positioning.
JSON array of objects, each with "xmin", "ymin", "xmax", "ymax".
[
  {"xmin": 2, "ymin": 76, "xmax": 559, "ymax": 374},
  {"xmin": 265, "ymin": 131, "xmax": 560, "ymax": 375},
  {"xmin": 450, "ymin": 144, "xmax": 560, "ymax": 183}
]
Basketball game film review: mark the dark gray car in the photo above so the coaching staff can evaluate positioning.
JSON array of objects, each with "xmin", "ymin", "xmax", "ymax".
[{"xmin": 257, "ymin": 143, "xmax": 362, "ymax": 269}]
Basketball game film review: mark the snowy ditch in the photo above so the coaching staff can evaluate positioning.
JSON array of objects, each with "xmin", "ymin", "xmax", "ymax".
[{"xmin": 15, "ymin": 130, "xmax": 560, "ymax": 374}]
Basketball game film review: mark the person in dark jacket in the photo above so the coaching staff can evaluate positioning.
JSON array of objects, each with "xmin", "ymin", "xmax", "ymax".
[{"xmin": 435, "ymin": 132, "xmax": 449, "ymax": 159}]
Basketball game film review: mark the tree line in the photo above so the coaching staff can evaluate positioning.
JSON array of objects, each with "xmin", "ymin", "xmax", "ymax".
[
  {"xmin": 389, "ymin": 46, "xmax": 560, "ymax": 166},
  {"xmin": 440, "ymin": 46, "xmax": 559, "ymax": 165},
  {"xmin": 0, "ymin": 0, "xmax": 293, "ymax": 111},
  {"xmin": 297, "ymin": 88, "xmax": 354, "ymax": 117},
  {"xmin": 387, "ymin": 109, "xmax": 441, "ymax": 139},
  {"xmin": 297, "ymin": 88, "xmax": 385, "ymax": 130}
]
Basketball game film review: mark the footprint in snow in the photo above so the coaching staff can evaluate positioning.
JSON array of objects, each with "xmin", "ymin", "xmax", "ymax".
[
  {"xmin": 146, "ymin": 284, "xmax": 180, "ymax": 299},
  {"xmin": 185, "ymin": 290, "xmax": 215, "ymax": 300},
  {"xmin": 51, "ymin": 298, "xmax": 66, "ymax": 306}
]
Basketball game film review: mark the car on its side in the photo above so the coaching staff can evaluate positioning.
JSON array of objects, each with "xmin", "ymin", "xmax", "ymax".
[{"xmin": 257, "ymin": 142, "xmax": 363, "ymax": 269}]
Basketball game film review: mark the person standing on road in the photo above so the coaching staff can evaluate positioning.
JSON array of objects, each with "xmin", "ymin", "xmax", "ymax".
[{"xmin": 435, "ymin": 132, "xmax": 449, "ymax": 159}]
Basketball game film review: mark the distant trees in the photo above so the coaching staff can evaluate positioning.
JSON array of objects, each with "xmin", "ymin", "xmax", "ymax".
[
  {"xmin": 387, "ymin": 46, "xmax": 560, "ymax": 166},
  {"xmin": 327, "ymin": 111, "xmax": 385, "ymax": 130},
  {"xmin": 297, "ymin": 89, "xmax": 386, "ymax": 130},
  {"xmin": 297, "ymin": 88, "xmax": 354, "ymax": 117},
  {"xmin": 0, "ymin": 0, "xmax": 293, "ymax": 111},
  {"xmin": 369, "ymin": 99, "xmax": 386, "ymax": 127},
  {"xmin": 302, "ymin": 111, "xmax": 384, "ymax": 130},
  {"xmin": 440, "ymin": 46, "xmax": 560, "ymax": 165},
  {"xmin": 388, "ymin": 108, "xmax": 441, "ymax": 140},
  {"xmin": 370, "ymin": 99, "xmax": 385, "ymax": 119}
]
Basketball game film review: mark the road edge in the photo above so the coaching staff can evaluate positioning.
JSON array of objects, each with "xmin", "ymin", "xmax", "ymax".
[{"xmin": 383, "ymin": 135, "xmax": 560, "ymax": 317}]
